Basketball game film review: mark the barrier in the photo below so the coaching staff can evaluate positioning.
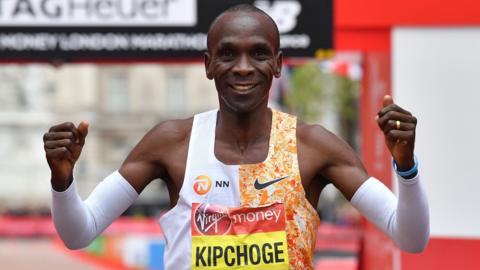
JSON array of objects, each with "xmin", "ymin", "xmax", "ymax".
[{"xmin": 1, "ymin": 216, "xmax": 360, "ymax": 270}]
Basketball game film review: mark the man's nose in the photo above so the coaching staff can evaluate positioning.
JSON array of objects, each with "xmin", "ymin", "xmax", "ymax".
[{"xmin": 232, "ymin": 54, "xmax": 254, "ymax": 76}]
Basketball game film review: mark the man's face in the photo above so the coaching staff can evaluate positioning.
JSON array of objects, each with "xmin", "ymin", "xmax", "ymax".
[{"xmin": 205, "ymin": 12, "xmax": 282, "ymax": 113}]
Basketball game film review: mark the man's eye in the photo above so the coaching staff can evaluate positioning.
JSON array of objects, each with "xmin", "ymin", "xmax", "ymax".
[
  {"xmin": 254, "ymin": 50, "xmax": 269, "ymax": 59},
  {"xmin": 220, "ymin": 50, "xmax": 234, "ymax": 57}
]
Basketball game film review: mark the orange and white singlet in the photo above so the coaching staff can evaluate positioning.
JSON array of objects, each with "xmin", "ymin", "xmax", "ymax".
[{"xmin": 159, "ymin": 109, "xmax": 320, "ymax": 270}]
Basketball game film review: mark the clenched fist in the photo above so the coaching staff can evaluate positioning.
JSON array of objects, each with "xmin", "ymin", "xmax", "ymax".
[
  {"xmin": 43, "ymin": 121, "xmax": 89, "ymax": 191},
  {"xmin": 376, "ymin": 95, "xmax": 417, "ymax": 172}
]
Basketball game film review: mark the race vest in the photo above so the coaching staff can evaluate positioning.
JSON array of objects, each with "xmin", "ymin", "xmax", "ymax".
[{"xmin": 159, "ymin": 109, "xmax": 320, "ymax": 270}]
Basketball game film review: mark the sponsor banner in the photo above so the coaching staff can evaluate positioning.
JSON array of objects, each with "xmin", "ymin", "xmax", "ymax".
[
  {"xmin": 0, "ymin": 0, "xmax": 332, "ymax": 61},
  {"xmin": 191, "ymin": 202, "xmax": 289, "ymax": 269},
  {"xmin": 0, "ymin": 0, "xmax": 197, "ymax": 26},
  {"xmin": 0, "ymin": 216, "xmax": 161, "ymax": 236}
]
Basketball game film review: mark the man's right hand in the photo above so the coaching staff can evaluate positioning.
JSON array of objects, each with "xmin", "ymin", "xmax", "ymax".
[{"xmin": 43, "ymin": 121, "xmax": 89, "ymax": 191}]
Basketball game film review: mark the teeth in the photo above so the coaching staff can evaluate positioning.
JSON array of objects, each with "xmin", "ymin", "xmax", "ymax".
[{"xmin": 232, "ymin": 84, "xmax": 255, "ymax": 90}]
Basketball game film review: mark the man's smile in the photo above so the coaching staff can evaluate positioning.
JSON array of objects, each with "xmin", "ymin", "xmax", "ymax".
[{"xmin": 229, "ymin": 83, "xmax": 258, "ymax": 91}]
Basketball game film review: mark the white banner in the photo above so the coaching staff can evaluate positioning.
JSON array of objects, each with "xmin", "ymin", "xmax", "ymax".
[{"xmin": 0, "ymin": 0, "xmax": 197, "ymax": 26}]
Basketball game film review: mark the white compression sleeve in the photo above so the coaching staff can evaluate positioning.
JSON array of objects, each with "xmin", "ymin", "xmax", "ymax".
[
  {"xmin": 350, "ymin": 174, "xmax": 429, "ymax": 253},
  {"xmin": 51, "ymin": 171, "xmax": 138, "ymax": 249}
]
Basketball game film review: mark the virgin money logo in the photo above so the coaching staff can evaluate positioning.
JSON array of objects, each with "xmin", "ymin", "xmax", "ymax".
[{"xmin": 194, "ymin": 204, "xmax": 232, "ymax": 235}]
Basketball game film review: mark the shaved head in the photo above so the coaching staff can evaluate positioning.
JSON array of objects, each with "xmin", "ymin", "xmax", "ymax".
[
  {"xmin": 207, "ymin": 4, "xmax": 280, "ymax": 53},
  {"xmin": 203, "ymin": 4, "xmax": 283, "ymax": 113}
]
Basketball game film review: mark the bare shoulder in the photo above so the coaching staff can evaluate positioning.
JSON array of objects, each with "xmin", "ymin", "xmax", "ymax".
[
  {"xmin": 134, "ymin": 117, "xmax": 193, "ymax": 160},
  {"xmin": 121, "ymin": 117, "xmax": 193, "ymax": 169},
  {"xmin": 297, "ymin": 121, "xmax": 347, "ymax": 156},
  {"xmin": 297, "ymin": 121, "xmax": 332, "ymax": 146},
  {"xmin": 146, "ymin": 118, "xmax": 193, "ymax": 146},
  {"xmin": 296, "ymin": 120, "xmax": 363, "ymax": 170}
]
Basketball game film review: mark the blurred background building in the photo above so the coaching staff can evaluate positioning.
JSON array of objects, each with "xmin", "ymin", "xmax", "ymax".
[{"xmin": 0, "ymin": 64, "xmax": 220, "ymax": 214}]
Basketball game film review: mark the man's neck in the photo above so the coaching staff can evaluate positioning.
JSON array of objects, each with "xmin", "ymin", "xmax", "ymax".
[{"xmin": 216, "ymin": 105, "xmax": 272, "ymax": 152}]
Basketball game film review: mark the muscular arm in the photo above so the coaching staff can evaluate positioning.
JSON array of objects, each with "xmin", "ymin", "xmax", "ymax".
[
  {"xmin": 298, "ymin": 96, "xmax": 429, "ymax": 253},
  {"xmin": 48, "ymin": 119, "xmax": 190, "ymax": 249},
  {"xmin": 119, "ymin": 119, "xmax": 191, "ymax": 196},
  {"xmin": 298, "ymin": 123, "xmax": 369, "ymax": 201}
]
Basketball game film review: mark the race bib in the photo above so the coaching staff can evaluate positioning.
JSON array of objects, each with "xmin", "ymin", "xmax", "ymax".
[{"xmin": 191, "ymin": 203, "xmax": 289, "ymax": 270}]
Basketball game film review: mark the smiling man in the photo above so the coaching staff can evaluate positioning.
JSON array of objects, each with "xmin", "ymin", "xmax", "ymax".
[{"xmin": 44, "ymin": 4, "xmax": 429, "ymax": 270}]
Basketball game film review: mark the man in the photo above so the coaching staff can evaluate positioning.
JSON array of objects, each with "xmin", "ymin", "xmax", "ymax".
[{"xmin": 44, "ymin": 4, "xmax": 429, "ymax": 270}]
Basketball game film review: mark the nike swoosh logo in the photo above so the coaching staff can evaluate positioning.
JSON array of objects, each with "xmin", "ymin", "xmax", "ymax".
[{"xmin": 254, "ymin": 176, "xmax": 289, "ymax": 190}]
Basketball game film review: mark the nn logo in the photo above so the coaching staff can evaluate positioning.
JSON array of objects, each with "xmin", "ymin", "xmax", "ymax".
[
  {"xmin": 193, "ymin": 175, "xmax": 230, "ymax": 195},
  {"xmin": 193, "ymin": 175, "xmax": 212, "ymax": 195},
  {"xmin": 215, "ymin": 180, "xmax": 229, "ymax": 188}
]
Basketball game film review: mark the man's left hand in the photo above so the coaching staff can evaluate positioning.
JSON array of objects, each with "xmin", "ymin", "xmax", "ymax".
[{"xmin": 376, "ymin": 95, "xmax": 417, "ymax": 171}]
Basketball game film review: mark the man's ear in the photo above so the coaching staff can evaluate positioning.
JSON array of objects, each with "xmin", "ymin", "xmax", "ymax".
[
  {"xmin": 274, "ymin": 51, "xmax": 283, "ymax": 78},
  {"xmin": 204, "ymin": 52, "xmax": 213, "ymax": 80}
]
